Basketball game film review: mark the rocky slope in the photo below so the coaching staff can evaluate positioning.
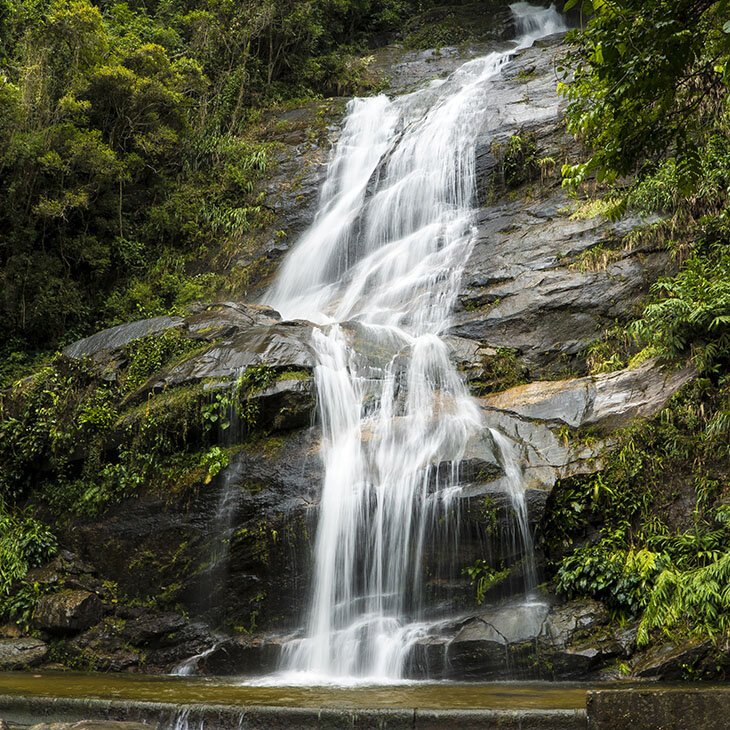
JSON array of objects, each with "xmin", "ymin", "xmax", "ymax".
[{"xmin": 0, "ymin": 9, "xmax": 698, "ymax": 681}]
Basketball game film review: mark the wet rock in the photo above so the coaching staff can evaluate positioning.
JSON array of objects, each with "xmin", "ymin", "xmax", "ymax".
[
  {"xmin": 199, "ymin": 635, "xmax": 282, "ymax": 675},
  {"xmin": 406, "ymin": 597, "xmax": 620, "ymax": 681},
  {"xmin": 67, "ymin": 613, "xmax": 216, "ymax": 673},
  {"xmin": 158, "ymin": 321, "xmax": 315, "ymax": 386},
  {"xmin": 449, "ymin": 37, "xmax": 671, "ymax": 374},
  {"xmin": 543, "ymin": 599, "xmax": 610, "ymax": 644},
  {"xmin": 185, "ymin": 302, "xmax": 280, "ymax": 341},
  {"xmin": 34, "ymin": 590, "xmax": 103, "ymax": 634},
  {"xmin": 476, "ymin": 360, "xmax": 695, "ymax": 493},
  {"xmin": 248, "ymin": 377, "xmax": 316, "ymax": 432},
  {"xmin": 119, "ymin": 613, "xmax": 187, "ymax": 645},
  {"xmin": 0, "ymin": 637, "xmax": 48, "ymax": 669},
  {"xmin": 633, "ymin": 637, "xmax": 713, "ymax": 680},
  {"xmin": 63, "ymin": 316, "xmax": 183, "ymax": 360},
  {"xmin": 482, "ymin": 360, "xmax": 695, "ymax": 432}
]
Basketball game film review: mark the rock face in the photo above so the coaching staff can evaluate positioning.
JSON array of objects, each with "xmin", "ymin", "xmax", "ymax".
[
  {"xmin": 0, "ymin": 637, "xmax": 48, "ymax": 669},
  {"xmin": 34, "ymin": 590, "xmax": 103, "ymax": 633},
  {"xmin": 62, "ymin": 316, "xmax": 184, "ymax": 360},
  {"xmin": 405, "ymin": 596, "xmax": 634, "ymax": 681},
  {"xmin": 449, "ymin": 36, "xmax": 671, "ymax": 375},
  {"xmin": 476, "ymin": 359, "xmax": 696, "ymax": 492},
  {"xmin": 632, "ymin": 638, "xmax": 714, "ymax": 680}
]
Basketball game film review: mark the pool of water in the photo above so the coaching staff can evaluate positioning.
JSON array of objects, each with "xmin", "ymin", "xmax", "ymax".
[{"xmin": 0, "ymin": 671, "xmax": 624, "ymax": 710}]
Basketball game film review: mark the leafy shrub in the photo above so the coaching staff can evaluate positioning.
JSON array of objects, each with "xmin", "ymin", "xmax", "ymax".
[
  {"xmin": 555, "ymin": 542, "xmax": 663, "ymax": 618},
  {"xmin": 0, "ymin": 508, "xmax": 57, "ymax": 595}
]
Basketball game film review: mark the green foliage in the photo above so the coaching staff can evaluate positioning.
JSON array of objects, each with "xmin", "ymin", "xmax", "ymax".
[
  {"xmin": 546, "ymin": 377, "xmax": 730, "ymax": 638},
  {"xmin": 502, "ymin": 132, "xmax": 538, "ymax": 189},
  {"xmin": 463, "ymin": 559, "xmax": 510, "ymax": 605},
  {"xmin": 200, "ymin": 445, "xmax": 229, "ymax": 484},
  {"xmin": 0, "ymin": 505, "xmax": 57, "ymax": 627},
  {"xmin": 470, "ymin": 347, "xmax": 529, "ymax": 395},
  {"xmin": 556, "ymin": 542, "xmax": 663, "ymax": 618},
  {"xmin": 639, "ymin": 548, "xmax": 730, "ymax": 645},
  {"xmin": 201, "ymin": 364, "xmax": 277, "ymax": 433},
  {"xmin": 0, "ymin": 507, "xmax": 57, "ymax": 594},
  {"xmin": 1, "ymin": 0, "xmax": 444, "ymax": 358},
  {"xmin": 123, "ymin": 328, "xmax": 200, "ymax": 392},
  {"xmin": 631, "ymin": 223, "xmax": 730, "ymax": 374},
  {"xmin": 559, "ymin": 0, "xmax": 730, "ymax": 379},
  {"xmin": 559, "ymin": 0, "xmax": 730, "ymax": 192},
  {"xmin": 0, "ymin": 340, "xmax": 284, "ymax": 517}
]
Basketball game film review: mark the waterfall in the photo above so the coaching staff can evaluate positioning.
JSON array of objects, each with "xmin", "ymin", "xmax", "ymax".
[{"xmin": 263, "ymin": 4, "xmax": 566, "ymax": 681}]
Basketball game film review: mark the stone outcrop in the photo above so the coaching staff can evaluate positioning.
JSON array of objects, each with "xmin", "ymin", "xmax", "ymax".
[
  {"xmin": 475, "ymin": 359, "xmax": 696, "ymax": 492},
  {"xmin": 34, "ymin": 591, "xmax": 103, "ymax": 634},
  {"xmin": 62, "ymin": 316, "xmax": 184, "ymax": 361},
  {"xmin": 449, "ymin": 37, "xmax": 670, "ymax": 375},
  {"xmin": 406, "ymin": 596, "xmax": 636, "ymax": 681},
  {"xmin": 0, "ymin": 638, "xmax": 48, "ymax": 670}
]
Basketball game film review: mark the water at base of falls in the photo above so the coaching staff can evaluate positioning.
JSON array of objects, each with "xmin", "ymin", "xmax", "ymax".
[{"xmin": 262, "ymin": 3, "xmax": 567, "ymax": 683}]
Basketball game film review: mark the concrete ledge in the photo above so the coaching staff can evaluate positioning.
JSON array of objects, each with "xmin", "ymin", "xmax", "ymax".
[
  {"xmin": 587, "ymin": 688, "xmax": 730, "ymax": 730},
  {"xmin": 0, "ymin": 695, "xmax": 587, "ymax": 729}
]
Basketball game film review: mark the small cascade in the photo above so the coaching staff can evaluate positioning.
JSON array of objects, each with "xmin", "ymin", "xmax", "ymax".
[
  {"xmin": 165, "ymin": 707, "xmax": 245, "ymax": 730},
  {"xmin": 193, "ymin": 384, "xmax": 246, "ymax": 623},
  {"xmin": 262, "ymin": 4, "xmax": 566, "ymax": 681},
  {"xmin": 489, "ymin": 428, "xmax": 538, "ymax": 594},
  {"xmin": 171, "ymin": 641, "xmax": 220, "ymax": 677}
]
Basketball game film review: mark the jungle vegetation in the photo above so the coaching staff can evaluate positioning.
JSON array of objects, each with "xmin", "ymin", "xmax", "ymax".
[{"xmin": 543, "ymin": 0, "xmax": 730, "ymax": 661}]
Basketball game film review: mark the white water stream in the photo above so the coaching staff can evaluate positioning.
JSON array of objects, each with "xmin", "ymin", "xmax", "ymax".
[{"xmin": 263, "ymin": 3, "xmax": 566, "ymax": 682}]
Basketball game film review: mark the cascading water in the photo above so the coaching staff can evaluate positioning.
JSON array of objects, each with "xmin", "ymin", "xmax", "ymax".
[{"xmin": 263, "ymin": 3, "xmax": 566, "ymax": 681}]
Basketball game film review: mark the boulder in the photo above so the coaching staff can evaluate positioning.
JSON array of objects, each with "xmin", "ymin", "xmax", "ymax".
[
  {"xmin": 199, "ymin": 635, "xmax": 282, "ymax": 675},
  {"xmin": 0, "ymin": 637, "xmax": 48, "ymax": 669},
  {"xmin": 34, "ymin": 590, "xmax": 103, "ymax": 633},
  {"xmin": 68, "ymin": 613, "xmax": 217, "ymax": 673},
  {"xmin": 405, "ymin": 597, "xmax": 624, "ymax": 681},
  {"xmin": 63, "ymin": 316, "xmax": 183, "ymax": 360},
  {"xmin": 632, "ymin": 637, "xmax": 713, "ymax": 680},
  {"xmin": 481, "ymin": 360, "xmax": 695, "ymax": 432},
  {"xmin": 476, "ymin": 360, "xmax": 695, "ymax": 493},
  {"xmin": 156, "ymin": 321, "xmax": 315, "ymax": 387}
]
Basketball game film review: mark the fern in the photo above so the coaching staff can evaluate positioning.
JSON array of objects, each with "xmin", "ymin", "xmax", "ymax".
[{"xmin": 638, "ymin": 551, "xmax": 730, "ymax": 646}]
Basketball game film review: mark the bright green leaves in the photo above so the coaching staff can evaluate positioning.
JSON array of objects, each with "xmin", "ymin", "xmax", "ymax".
[
  {"xmin": 556, "ymin": 544, "xmax": 663, "ymax": 619},
  {"xmin": 0, "ymin": 507, "xmax": 57, "ymax": 595},
  {"xmin": 632, "ymin": 236, "xmax": 730, "ymax": 373},
  {"xmin": 560, "ymin": 0, "xmax": 725, "ymax": 192}
]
